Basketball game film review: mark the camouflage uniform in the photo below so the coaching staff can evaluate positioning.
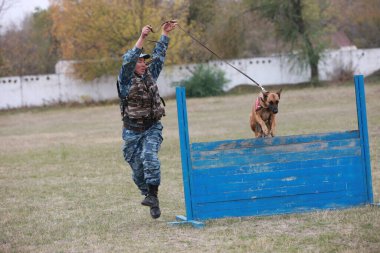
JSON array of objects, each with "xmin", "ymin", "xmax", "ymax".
[{"xmin": 118, "ymin": 35, "xmax": 169, "ymax": 195}]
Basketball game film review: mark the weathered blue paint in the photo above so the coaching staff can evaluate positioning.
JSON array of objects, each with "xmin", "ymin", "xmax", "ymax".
[
  {"xmin": 354, "ymin": 75, "xmax": 374, "ymax": 204},
  {"xmin": 168, "ymin": 87, "xmax": 203, "ymax": 228},
  {"xmin": 171, "ymin": 75, "xmax": 373, "ymax": 228}
]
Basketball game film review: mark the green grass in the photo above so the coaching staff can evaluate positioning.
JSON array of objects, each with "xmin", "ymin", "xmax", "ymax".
[{"xmin": 0, "ymin": 79, "xmax": 379, "ymax": 252}]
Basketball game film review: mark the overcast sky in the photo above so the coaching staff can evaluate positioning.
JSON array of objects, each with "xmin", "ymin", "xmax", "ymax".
[{"xmin": 1, "ymin": 0, "xmax": 50, "ymax": 30}]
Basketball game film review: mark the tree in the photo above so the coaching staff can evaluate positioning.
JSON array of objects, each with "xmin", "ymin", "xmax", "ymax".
[
  {"xmin": 0, "ymin": 0, "xmax": 16, "ymax": 75},
  {"xmin": 0, "ymin": 26, "xmax": 27, "ymax": 75},
  {"xmin": 0, "ymin": 8, "xmax": 59, "ymax": 76},
  {"xmin": 0, "ymin": 0, "xmax": 13, "ymax": 19},
  {"xmin": 204, "ymin": 1, "xmax": 245, "ymax": 59},
  {"xmin": 245, "ymin": 0, "xmax": 332, "ymax": 82},
  {"xmin": 186, "ymin": 0, "xmax": 286, "ymax": 60},
  {"xmin": 50, "ymin": 0, "xmax": 196, "ymax": 80},
  {"xmin": 330, "ymin": 0, "xmax": 380, "ymax": 48},
  {"xmin": 187, "ymin": 0, "xmax": 216, "ymax": 26}
]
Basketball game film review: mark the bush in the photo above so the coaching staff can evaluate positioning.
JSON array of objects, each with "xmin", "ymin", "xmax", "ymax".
[{"xmin": 178, "ymin": 64, "xmax": 228, "ymax": 97}]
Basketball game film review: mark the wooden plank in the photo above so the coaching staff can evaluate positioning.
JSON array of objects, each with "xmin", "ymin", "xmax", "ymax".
[
  {"xmin": 192, "ymin": 191, "xmax": 368, "ymax": 220},
  {"xmin": 192, "ymin": 144, "xmax": 361, "ymax": 170},
  {"xmin": 191, "ymin": 165, "xmax": 363, "ymax": 197},
  {"xmin": 192, "ymin": 156, "xmax": 362, "ymax": 178},
  {"xmin": 193, "ymin": 189, "xmax": 366, "ymax": 213},
  {"xmin": 191, "ymin": 160, "xmax": 363, "ymax": 192},
  {"xmin": 191, "ymin": 182, "xmax": 362, "ymax": 205},
  {"xmin": 191, "ymin": 138, "xmax": 360, "ymax": 161},
  {"xmin": 191, "ymin": 130, "xmax": 359, "ymax": 152}
]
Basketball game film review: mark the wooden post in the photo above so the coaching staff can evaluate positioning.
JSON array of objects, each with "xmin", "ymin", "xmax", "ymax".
[
  {"xmin": 168, "ymin": 87, "xmax": 204, "ymax": 228},
  {"xmin": 354, "ymin": 75, "xmax": 374, "ymax": 204}
]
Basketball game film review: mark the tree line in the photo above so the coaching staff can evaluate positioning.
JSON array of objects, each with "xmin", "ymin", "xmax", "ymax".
[{"xmin": 0, "ymin": 0, "xmax": 379, "ymax": 82}]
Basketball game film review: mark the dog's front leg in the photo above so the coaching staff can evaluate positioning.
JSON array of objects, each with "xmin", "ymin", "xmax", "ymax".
[
  {"xmin": 270, "ymin": 115, "xmax": 276, "ymax": 137},
  {"xmin": 255, "ymin": 115, "xmax": 269, "ymax": 136}
]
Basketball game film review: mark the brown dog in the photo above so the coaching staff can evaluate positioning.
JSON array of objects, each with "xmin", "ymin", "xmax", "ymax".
[{"xmin": 250, "ymin": 89, "xmax": 282, "ymax": 138}]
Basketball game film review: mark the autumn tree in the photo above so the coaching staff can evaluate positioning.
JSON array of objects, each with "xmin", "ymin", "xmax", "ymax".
[{"xmin": 50, "ymin": 0, "xmax": 199, "ymax": 80}]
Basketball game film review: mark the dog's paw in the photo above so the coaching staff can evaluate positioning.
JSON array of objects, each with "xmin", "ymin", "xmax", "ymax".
[{"xmin": 262, "ymin": 126, "xmax": 269, "ymax": 136}]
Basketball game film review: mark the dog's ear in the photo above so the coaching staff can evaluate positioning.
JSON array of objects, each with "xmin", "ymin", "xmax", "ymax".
[
  {"xmin": 262, "ymin": 91, "xmax": 270, "ymax": 100},
  {"xmin": 276, "ymin": 89, "xmax": 282, "ymax": 99}
]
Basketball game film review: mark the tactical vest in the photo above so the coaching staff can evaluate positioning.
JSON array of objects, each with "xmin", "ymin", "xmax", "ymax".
[{"xmin": 120, "ymin": 71, "xmax": 165, "ymax": 132}]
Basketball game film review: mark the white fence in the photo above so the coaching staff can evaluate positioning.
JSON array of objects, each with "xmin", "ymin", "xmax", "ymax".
[{"xmin": 1, "ymin": 47, "xmax": 380, "ymax": 109}]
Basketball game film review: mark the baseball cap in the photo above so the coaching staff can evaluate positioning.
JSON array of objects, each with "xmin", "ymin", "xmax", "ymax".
[{"xmin": 139, "ymin": 53, "xmax": 150, "ymax": 59}]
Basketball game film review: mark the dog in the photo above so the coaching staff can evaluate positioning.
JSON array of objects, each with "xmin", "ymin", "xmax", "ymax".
[{"xmin": 250, "ymin": 89, "xmax": 282, "ymax": 138}]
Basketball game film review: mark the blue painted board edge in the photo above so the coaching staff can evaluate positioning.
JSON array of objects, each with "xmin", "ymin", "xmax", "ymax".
[
  {"xmin": 354, "ymin": 75, "xmax": 374, "ymax": 204},
  {"xmin": 175, "ymin": 87, "xmax": 194, "ymax": 219}
]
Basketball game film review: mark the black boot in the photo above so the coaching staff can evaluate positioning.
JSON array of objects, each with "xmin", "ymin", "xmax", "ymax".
[
  {"xmin": 141, "ymin": 184, "xmax": 161, "ymax": 219},
  {"xmin": 141, "ymin": 184, "xmax": 158, "ymax": 206}
]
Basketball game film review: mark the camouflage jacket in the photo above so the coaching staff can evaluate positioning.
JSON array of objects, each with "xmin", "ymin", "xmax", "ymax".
[
  {"xmin": 125, "ymin": 71, "xmax": 165, "ymax": 121},
  {"xmin": 118, "ymin": 35, "xmax": 169, "ymax": 128}
]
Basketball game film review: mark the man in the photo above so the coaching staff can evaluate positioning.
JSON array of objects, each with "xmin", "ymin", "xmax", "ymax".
[{"xmin": 118, "ymin": 21, "xmax": 177, "ymax": 219}]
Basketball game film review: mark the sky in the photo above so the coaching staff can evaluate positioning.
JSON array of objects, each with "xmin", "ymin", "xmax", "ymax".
[{"xmin": 0, "ymin": 0, "xmax": 50, "ymax": 31}]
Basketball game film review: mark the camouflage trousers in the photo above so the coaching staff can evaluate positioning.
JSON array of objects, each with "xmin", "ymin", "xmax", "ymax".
[{"xmin": 122, "ymin": 121, "xmax": 163, "ymax": 195}]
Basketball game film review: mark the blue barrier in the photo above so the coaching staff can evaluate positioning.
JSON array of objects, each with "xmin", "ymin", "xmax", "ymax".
[{"xmin": 169, "ymin": 75, "xmax": 374, "ymax": 228}]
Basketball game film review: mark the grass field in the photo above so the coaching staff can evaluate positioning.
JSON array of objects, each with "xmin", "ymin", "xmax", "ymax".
[{"xmin": 1, "ymin": 79, "xmax": 379, "ymax": 253}]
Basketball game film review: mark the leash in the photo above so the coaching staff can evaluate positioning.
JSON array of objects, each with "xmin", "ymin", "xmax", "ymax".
[{"xmin": 149, "ymin": 21, "xmax": 267, "ymax": 92}]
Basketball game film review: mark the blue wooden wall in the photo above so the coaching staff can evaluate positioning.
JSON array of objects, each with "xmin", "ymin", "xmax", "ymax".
[
  {"xmin": 171, "ymin": 75, "xmax": 373, "ymax": 228},
  {"xmin": 190, "ymin": 131, "xmax": 367, "ymax": 220}
]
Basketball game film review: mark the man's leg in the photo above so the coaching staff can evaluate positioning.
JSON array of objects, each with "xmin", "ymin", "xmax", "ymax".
[
  {"xmin": 129, "ymin": 153, "xmax": 148, "ymax": 196},
  {"xmin": 140, "ymin": 123, "xmax": 163, "ymax": 219},
  {"xmin": 142, "ymin": 124, "xmax": 163, "ymax": 186},
  {"xmin": 122, "ymin": 129, "xmax": 147, "ymax": 195}
]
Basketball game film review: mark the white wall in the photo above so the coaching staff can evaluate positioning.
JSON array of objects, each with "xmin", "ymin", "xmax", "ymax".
[
  {"xmin": 319, "ymin": 48, "xmax": 380, "ymax": 80},
  {"xmin": 160, "ymin": 47, "xmax": 380, "ymax": 91},
  {"xmin": 1, "ymin": 47, "xmax": 380, "ymax": 109},
  {"xmin": 0, "ymin": 74, "xmax": 116, "ymax": 109}
]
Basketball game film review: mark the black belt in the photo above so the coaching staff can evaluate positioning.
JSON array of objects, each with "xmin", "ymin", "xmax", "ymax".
[{"xmin": 123, "ymin": 116, "xmax": 156, "ymax": 132}]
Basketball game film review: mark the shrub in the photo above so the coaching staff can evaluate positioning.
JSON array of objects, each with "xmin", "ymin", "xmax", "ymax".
[{"xmin": 178, "ymin": 64, "xmax": 228, "ymax": 97}]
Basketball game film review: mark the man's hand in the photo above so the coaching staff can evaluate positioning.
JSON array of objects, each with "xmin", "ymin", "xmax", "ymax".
[
  {"xmin": 141, "ymin": 25, "xmax": 153, "ymax": 39},
  {"xmin": 161, "ymin": 20, "xmax": 177, "ymax": 36},
  {"xmin": 135, "ymin": 25, "xmax": 152, "ymax": 49}
]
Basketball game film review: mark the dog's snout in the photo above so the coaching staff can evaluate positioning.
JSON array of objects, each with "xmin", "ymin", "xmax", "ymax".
[{"xmin": 269, "ymin": 104, "xmax": 278, "ymax": 114}]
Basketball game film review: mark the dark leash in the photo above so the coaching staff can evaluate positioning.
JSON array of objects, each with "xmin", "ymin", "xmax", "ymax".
[{"xmin": 149, "ymin": 21, "xmax": 267, "ymax": 92}]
